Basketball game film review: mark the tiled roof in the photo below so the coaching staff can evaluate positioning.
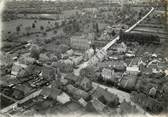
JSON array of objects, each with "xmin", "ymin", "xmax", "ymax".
[
  {"xmin": 40, "ymin": 87, "xmax": 62, "ymax": 99},
  {"xmin": 92, "ymin": 87, "xmax": 119, "ymax": 103}
]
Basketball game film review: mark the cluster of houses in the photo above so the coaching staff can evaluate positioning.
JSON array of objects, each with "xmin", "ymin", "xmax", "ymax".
[
  {"xmin": 38, "ymin": 72, "xmax": 138, "ymax": 115},
  {"xmin": 83, "ymin": 40, "xmax": 168, "ymax": 113}
]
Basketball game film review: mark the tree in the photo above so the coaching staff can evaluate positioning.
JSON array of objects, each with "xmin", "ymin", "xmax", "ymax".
[
  {"xmin": 32, "ymin": 23, "xmax": 36, "ymax": 28},
  {"xmin": 57, "ymin": 63, "xmax": 73, "ymax": 73},
  {"xmin": 94, "ymin": 22, "xmax": 99, "ymax": 33},
  {"xmin": 61, "ymin": 20, "xmax": 65, "ymax": 26},
  {"xmin": 57, "ymin": 44, "xmax": 69, "ymax": 53},
  {"xmin": 72, "ymin": 21, "xmax": 80, "ymax": 32},
  {"xmin": 53, "ymin": 30, "xmax": 57, "ymax": 34},
  {"xmin": 80, "ymin": 66, "xmax": 96, "ymax": 79},
  {"xmin": 43, "ymin": 32, "xmax": 47, "ymax": 36},
  {"xmin": 111, "ymin": 30, "xmax": 116, "ymax": 37},
  {"xmin": 40, "ymin": 26, "xmax": 44, "ymax": 31},
  {"xmin": 16, "ymin": 26, "xmax": 20, "ymax": 32},
  {"xmin": 30, "ymin": 44, "xmax": 40, "ymax": 60},
  {"xmin": 55, "ymin": 22, "xmax": 59, "ymax": 28},
  {"xmin": 34, "ymin": 20, "xmax": 37, "ymax": 23}
]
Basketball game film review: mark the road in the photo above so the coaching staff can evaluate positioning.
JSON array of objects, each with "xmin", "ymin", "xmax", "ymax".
[
  {"xmin": 0, "ymin": 89, "xmax": 42, "ymax": 113},
  {"xmin": 74, "ymin": 7, "xmax": 155, "ymax": 76},
  {"xmin": 73, "ymin": 7, "xmax": 155, "ymax": 117}
]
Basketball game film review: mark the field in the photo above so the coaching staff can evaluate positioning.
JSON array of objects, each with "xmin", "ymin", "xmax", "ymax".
[{"xmin": 2, "ymin": 19, "xmax": 59, "ymax": 35}]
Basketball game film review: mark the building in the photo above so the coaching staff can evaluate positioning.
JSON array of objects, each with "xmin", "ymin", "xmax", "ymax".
[
  {"xmin": 11, "ymin": 62, "xmax": 28, "ymax": 77},
  {"xmin": 40, "ymin": 87, "xmax": 71, "ymax": 104},
  {"xmin": 101, "ymin": 68, "xmax": 114, "ymax": 80},
  {"xmin": 40, "ymin": 87, "xmax": 62, "ymax": 100},
  {"xmin": 119, "ymin": 100, "xmax": 138, "ymax": 114},
  {"xmin": 92, "ymin": 87, "xmax": 120, "ymax": 107},
  {"xmin": 70, "ymin": 33, "xmax": 95, "ymax": 50},
  {"xmin": 84, "ymin": 48, "xmax": 94, "ymax": 61},
  {"xmin": 42, "ymin": 65, "xmax": 56, "ymax": 80},
  {"xmin": 57, "ymin": 92, "xmax": 71, "ymax": 104},
  {"xmin": 89, "ymin": 98, "xmax": 106, "ymax": 113},
  {"xmin": 70, "ymin": 56, "xmax": 83, "ymax": 66},
  {"xmin": 64, "ymin": 73, "xmax": 80, "ymax": 83},
  {"xmin": 119, "ymin": 75, "xmax": 138, "ymax": 90},
  {"xmin": 126, "ymin": 65, "xmax": 140, "ymax": 75},
  {"xmin": 66, "ymin": 84, "xmax": 89, "ymax": 100},
  {"xmin": 70, "ymin": 35, "xmax": 90, "ymax": 50},
  {"xmin": 78, "ymin": 98, "xmax": 87, "ymax": 107}
]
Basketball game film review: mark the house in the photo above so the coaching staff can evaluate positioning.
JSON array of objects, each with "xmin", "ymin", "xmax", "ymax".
[
  {"xmin": 40, "ymin": 87, "xmax": 62, "ymax": 100},
  {"xmin": 58, "ymin": 63, "xmax": 74, "ymax": 73},
  {"xmin": 42, "ymin": 65, "xmax": 56, "ymax": 80},
  {"xmin": 84, "ymin": 48, "xmax": 94, "ymax": 61},
  {"xmin": 98, "ymin": 31, "xmax": 111, "ymax": 41},
  {"xmin": 78, "ymin": 98, "xmax": 87, "ymax": 107},
  {"xmin": 64, "ymin": 73, "xmax": 80, "ymax": 83},
  {"xmin": 92, "ymin": 87, "xmax": 119, "ymax": 107},
  {"xmin": 88, "ymin": 55, "xmax": 99, "ymax": 66},
  {"xmin": 39, "ymin": 53, "xmax": 50, "ymax": 63},
  {"xmin": 50, "ymin": 88, "xmax": 62, "ymax": 100},
  {"xmin": 74, "ymin": 88, "xmax": 89, "ymax": 100},
  {"xmin": 131, "ymin": 92, "xmax": 163, "ymax": 114},
  {"xmin": 65, "ymin": 101, "xmax": 83, "ymax": 112},
  {"xmin": 101, "ymin": 68, "xmax": 121, "ymax": 83},
  {"xmin": 49, "ymin": 54, "xmax": 58, "ymax": 62},
  {"xmin": 142, "ymin": 67, "xmax": 153, "ymax": 75},
  {"xmin": 96, "ymin": 60, "xmax": 126, "ymax": 71},
  {"xmin": 101, "ymin": 68, "xmax": 114, "ymax": 80},
  {"xmin": 60, "ymin": 78, "xmax": 68, "ymax": 86},
  {"xmin": 149, "ymin": 87, "xmax": 157, "ymax": 97},
  {"xmin": 66, "ymin": 84, "xmax": 89, "ymax": 100},
  {"xmin": 40, "ymin": 87, "xmax": 51, "ymax": 98},
  {"xmin": 126, "ymin": 66, "xmax": 140, "ymax": 75},
  {"xmin": 51, "ymin": 80, "xmax": 61, "ymax": 88},
  {"xmin": 116, "ymin": 42, "xmax": 127, "ymax": 53},
  {"xmin": 70, "ymin": 35, "xmax": 91, "ymax": 50},
  {"xmin": 57, "ymin": 92, "xmax": 71, "ymax": 104},
  {"xmin": 18, "ymin": 54, "xmax": 35, "ymax": 65},
  {"xmin": 96, "ymin": 49, "xmax": 107, "ymax": 62},
  {"xmin": 62, "ymin": 59, "xmax": 73, "ymax": 65},
  {"xmin": 113, "ymin": 64, "xmax": 126, "ymax": 72},
  {"xmin": 96, "ymin": 62, "xmax": 109, "ymax": 69},
  {"xmin": 119, "ymin": 75, "xmax": 138, "ymax": 90},
  {"xmin": 12, "ymin": 89, "xmax": 25, "ymax": 100},
  {"xmin": 14, "ymin": 84, "xmax": 33, "ymax": 95},
  {"xmin": 11, "ymin": 62, "xmax": 27, "ymax": 77},
  {"xmin": 0, "ymin": 53, "xmax": 12, "ymax": 66},
  {"xmin": 41, "ymin": 87, "xmax": 70, "ymax": 104},
  {"xmin": 86, "ymin": 98, "xmax": 107, "ymax": 113},
  {"xmin": 165, "ymin": 69, "xmax": 168, "ymax": 76},
  {"xmin": 65, "ymin": 49, "xmax": 74, "ymax": 56},
  {"xmin": 119, "ymin": 100, "xmax": 138, "ymax": 114},
  {"xmin": 7, "ymin": 78, "xmax": 21, "ymax": 86},
  {"xmin": 106, "ymin": 60, "xmax": 127, "ymax": 72},
  {"xmin": 71, "ymin": 56, "xmax": 83, "ymax": 66}
]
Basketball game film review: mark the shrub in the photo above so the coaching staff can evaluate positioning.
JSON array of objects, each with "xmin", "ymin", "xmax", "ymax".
[
  {"xmin": 30, "ymin": 45, "xmax": 40, "ymax": 60},
  {"xmin": 80, "ymin": 66, "xmax": 96, "ymax": 79}
]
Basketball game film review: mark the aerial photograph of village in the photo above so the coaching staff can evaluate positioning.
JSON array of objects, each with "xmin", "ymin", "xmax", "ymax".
[{"xmin": 0, "ymin": 0, "xmax": 168, "ymax": 117}]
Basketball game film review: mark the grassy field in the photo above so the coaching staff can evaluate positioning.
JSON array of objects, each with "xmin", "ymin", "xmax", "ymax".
[{"xmin": 2, "ymin": 19, "xmax": 60, "ymax": 34}]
